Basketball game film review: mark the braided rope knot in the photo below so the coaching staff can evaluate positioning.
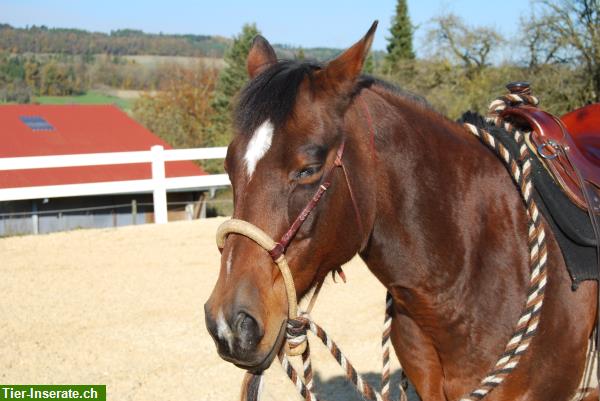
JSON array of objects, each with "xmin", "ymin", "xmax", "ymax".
[
  {"xmin": 286, "ymin": 316, "xmax": 310, "ymax": 355},
  {"xmin": 488, "ymin": 93, "xmax": 540, "ymax": 117},
  {"xmin": 486, "ymin": 93, "xmax": 540, "ymax": 142}
]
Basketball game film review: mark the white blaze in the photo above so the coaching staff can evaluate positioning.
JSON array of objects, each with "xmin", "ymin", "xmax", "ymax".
[
  {"xmin": 225, "ymin": 250, "xmax": 233, "ymax": 278},
  {"xmin": 244, "ymin": 120, "xmax": 274, "ymax": 178},
  {"xmin": 216, "ymin": 309, "xmax": 234, "ymax": 351}
]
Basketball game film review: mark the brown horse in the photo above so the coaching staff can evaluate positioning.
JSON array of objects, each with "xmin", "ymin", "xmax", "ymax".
[{"xmin": 204, "ymin": 22, "xmax": 597, "ymax": 400}]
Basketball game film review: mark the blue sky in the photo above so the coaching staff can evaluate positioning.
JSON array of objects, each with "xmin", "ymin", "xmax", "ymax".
[{"xmin": 0, "ymin": 0, "xmax": 532, "ymax": 53}]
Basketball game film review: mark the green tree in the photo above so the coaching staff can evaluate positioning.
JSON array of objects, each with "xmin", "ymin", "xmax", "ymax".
[
  {"xmin": 384, "ymin": 0, "xmax": 415, "ymax": 73},
  {"xmin": 209, "ymin": 23, "xmax": 261, "ymax": 149},
  {"xmin": 0, "ymin": 53, "xmax": 25, "ymax": 83},
  {"xmin": 363, "ymin": 52, "xmax": 375, "ymax": 74},
  {"xmin": 0, "ymin": 54, "xmax": 31, "ymax": 103}
]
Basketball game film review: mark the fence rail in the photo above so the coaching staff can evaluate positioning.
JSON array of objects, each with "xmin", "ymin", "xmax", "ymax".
[
  {"xmin": 0, "ymin": 146, "xmax": 230, "ymax": 224},
  {"xmin": 0, "ymin": 199, "xmax": 233, "ymax": 218},
  {"xmin": 0, "ymin": 146, "xmax": 227, "ymax": 170}
]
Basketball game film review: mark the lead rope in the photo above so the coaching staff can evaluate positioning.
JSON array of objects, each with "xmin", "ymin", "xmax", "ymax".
[
  {"xmin": 272, "ymin": 290, "xmax": 406, "ymax": 401},
  {"xmin": 240, "ymin": 287, "xmax": 405, "ymax": 401}
]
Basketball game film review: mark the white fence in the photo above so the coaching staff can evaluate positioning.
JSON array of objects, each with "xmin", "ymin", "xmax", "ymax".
[{"xmin": 0, "ymin": 145, "xmax": 230, "ymax": 224}]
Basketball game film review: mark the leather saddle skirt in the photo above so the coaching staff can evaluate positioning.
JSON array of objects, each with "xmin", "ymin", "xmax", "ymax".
[{"xmin": 498, "ymin": 102, "xmax": 600, "ymax": 284}]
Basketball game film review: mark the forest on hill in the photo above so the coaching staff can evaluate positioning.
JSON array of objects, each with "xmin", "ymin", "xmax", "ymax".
[
  {"xmin": 0, "ymin": 23, "xmax": 353, "ymax": 60},
  {"xmin": 0, "ymin": 23, "xmax": 227, "ymax": 56}
]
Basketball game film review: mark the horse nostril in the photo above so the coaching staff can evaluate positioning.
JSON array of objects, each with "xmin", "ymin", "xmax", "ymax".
[{"xmin": 235, "ymin": 311, "xmax": 263, "ymax": 350}]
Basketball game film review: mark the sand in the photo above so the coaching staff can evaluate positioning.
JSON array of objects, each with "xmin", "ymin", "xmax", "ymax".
[{"xmin": 0, "ymin": 218, "xmax": 409, "ymax": 401}]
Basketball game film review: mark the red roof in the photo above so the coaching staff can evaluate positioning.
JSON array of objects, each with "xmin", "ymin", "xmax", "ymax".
[{"xmin": 0, "ymin": 105, "xmax": 206, "ymax": 189}]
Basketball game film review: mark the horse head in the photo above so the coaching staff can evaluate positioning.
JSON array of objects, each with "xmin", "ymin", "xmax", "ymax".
[{"xmin": 204, "ymin": 22, "xmax": 378, "ymax": 371}]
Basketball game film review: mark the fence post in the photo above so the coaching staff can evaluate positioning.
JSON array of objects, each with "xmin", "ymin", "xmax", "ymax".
[
  {"xmin": 151, "ymin": 145, "xmax": 168, "ymax": 224},
  {"xmin": 185, "ymin": 203, "xmax": 194, "ymax": 221},
  {"xmin": 31, "ymin": 200, "xmax": 39, "ymax": 235},
  {"xmin": 131, "ymin": 199, "xmax": 137, "ymax": 225}
]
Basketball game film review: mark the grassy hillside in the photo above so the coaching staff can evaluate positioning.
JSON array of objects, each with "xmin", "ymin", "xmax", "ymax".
[
  {"xmin": 122, "ymin": 55, "xmax": 225, "ymax": 69},
  {"xmin": 33, "ymin": 90, "xmax": 134, "ymax": 112}
]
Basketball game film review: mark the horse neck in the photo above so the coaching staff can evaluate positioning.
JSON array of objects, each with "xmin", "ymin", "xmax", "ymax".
[{"xmin": 352, "ymin": 86, "xmax": 530, "ymax": 302}]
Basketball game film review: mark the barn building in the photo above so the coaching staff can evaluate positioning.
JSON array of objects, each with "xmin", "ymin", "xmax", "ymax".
[{"xmin": 0, "ymin": 104, "xmax": 209, "ymax": 236}]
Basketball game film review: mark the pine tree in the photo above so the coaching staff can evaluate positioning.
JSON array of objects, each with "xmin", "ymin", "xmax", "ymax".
[
  {"xmin": 363, "ymin": 52, "xmax": 375, "ymax": 74},
  {"xmin": 384, "ymin": 0, "xmax": 415, "ymax": 74},
  {"xmin": 217, "ymin": 23, "xmax": 260, "ymax": 105},
  {"xmin": 208, "ymin": 23, "xmax": 261, "ymax": 151}
]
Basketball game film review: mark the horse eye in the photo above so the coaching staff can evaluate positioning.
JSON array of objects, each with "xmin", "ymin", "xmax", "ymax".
[{"xmin": 296, "ymin": 165, "xmax": 321, "ymax": 180}]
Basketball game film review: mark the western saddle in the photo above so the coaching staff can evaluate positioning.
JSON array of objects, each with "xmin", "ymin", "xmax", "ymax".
[
  {"xmin": 493, "ymin": 83, "xmax": 600, "ymax": 397},
  {"xmin": 497, "ymin": 82, "xmax": 600, "ymax": 215}
]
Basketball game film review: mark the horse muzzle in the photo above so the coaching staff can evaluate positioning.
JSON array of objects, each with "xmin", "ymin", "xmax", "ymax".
[
  {"xmin": 204, "ymin": 219, "xmax": 308, "ymax": 372},
  {"xmin": 204, "ymin": 303, "xmax": 286, "ymax": 372}
]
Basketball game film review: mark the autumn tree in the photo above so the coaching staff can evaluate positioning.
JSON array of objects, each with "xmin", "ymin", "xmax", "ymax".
[
  {"xmin": 24, "ymin": 58, "xmax": 41, "ymax": 93},
  {"xmin": 133, "ymin": 62, "xmax": 219, "ymax": 170},
  {"xmin": 40, "ymin": 60, "xmax": 64, "ymax": 95},
  {"xmin": 384, "ymin": 0, "xmax": 415, "ymax": 73}
]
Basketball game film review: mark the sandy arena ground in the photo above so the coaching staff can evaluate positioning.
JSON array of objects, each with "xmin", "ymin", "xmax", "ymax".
[{"xmin": 0, "ymin": 217, "xmax": 411, "ymax": 401}]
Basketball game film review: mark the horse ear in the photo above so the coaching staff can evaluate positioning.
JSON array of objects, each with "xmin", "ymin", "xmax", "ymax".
[
  {"xmin": 247, "ymin": 35, "xmax": 277, "ymax": 79},
  {"xmin": 320, "ymin": 21, "xmax": 378, "ymax": 93}
]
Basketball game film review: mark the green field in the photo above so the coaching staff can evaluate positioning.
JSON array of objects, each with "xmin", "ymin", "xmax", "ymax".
[{"xmin": 32, "ymin": 91, "xmax": 134, "ymax": 112}]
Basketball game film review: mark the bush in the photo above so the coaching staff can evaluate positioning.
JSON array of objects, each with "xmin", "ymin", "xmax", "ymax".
[{"xmin": 0, "ymin": 80, "xmax": 31, "ymax": 103}]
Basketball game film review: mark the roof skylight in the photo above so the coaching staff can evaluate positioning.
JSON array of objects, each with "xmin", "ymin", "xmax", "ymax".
[{"xmin": 20, "ymin": 116, "xmax": 54, "ymax": 131}]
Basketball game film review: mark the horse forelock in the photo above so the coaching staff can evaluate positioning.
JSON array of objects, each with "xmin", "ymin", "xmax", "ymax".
[{"xmin": 234, "ymin": 60, "xmax": 322, "ymax": 137}]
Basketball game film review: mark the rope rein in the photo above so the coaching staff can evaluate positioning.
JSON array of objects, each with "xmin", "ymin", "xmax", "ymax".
[{"xmin": 222, "ymin": 92, "xmax": 550, "ymax": 401}]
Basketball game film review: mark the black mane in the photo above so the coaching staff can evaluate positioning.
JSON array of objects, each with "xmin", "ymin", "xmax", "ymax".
[
  {"xmin": 235, "ymin": 60, "xmax": 322, "ymax": 135},
  {"xmin": 234, "ymin": 60, "xmax": 430, "ymax": 135},
  {"xmin": 358, "ymin": 75, "xmax": 430, "ymax": 108}
]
